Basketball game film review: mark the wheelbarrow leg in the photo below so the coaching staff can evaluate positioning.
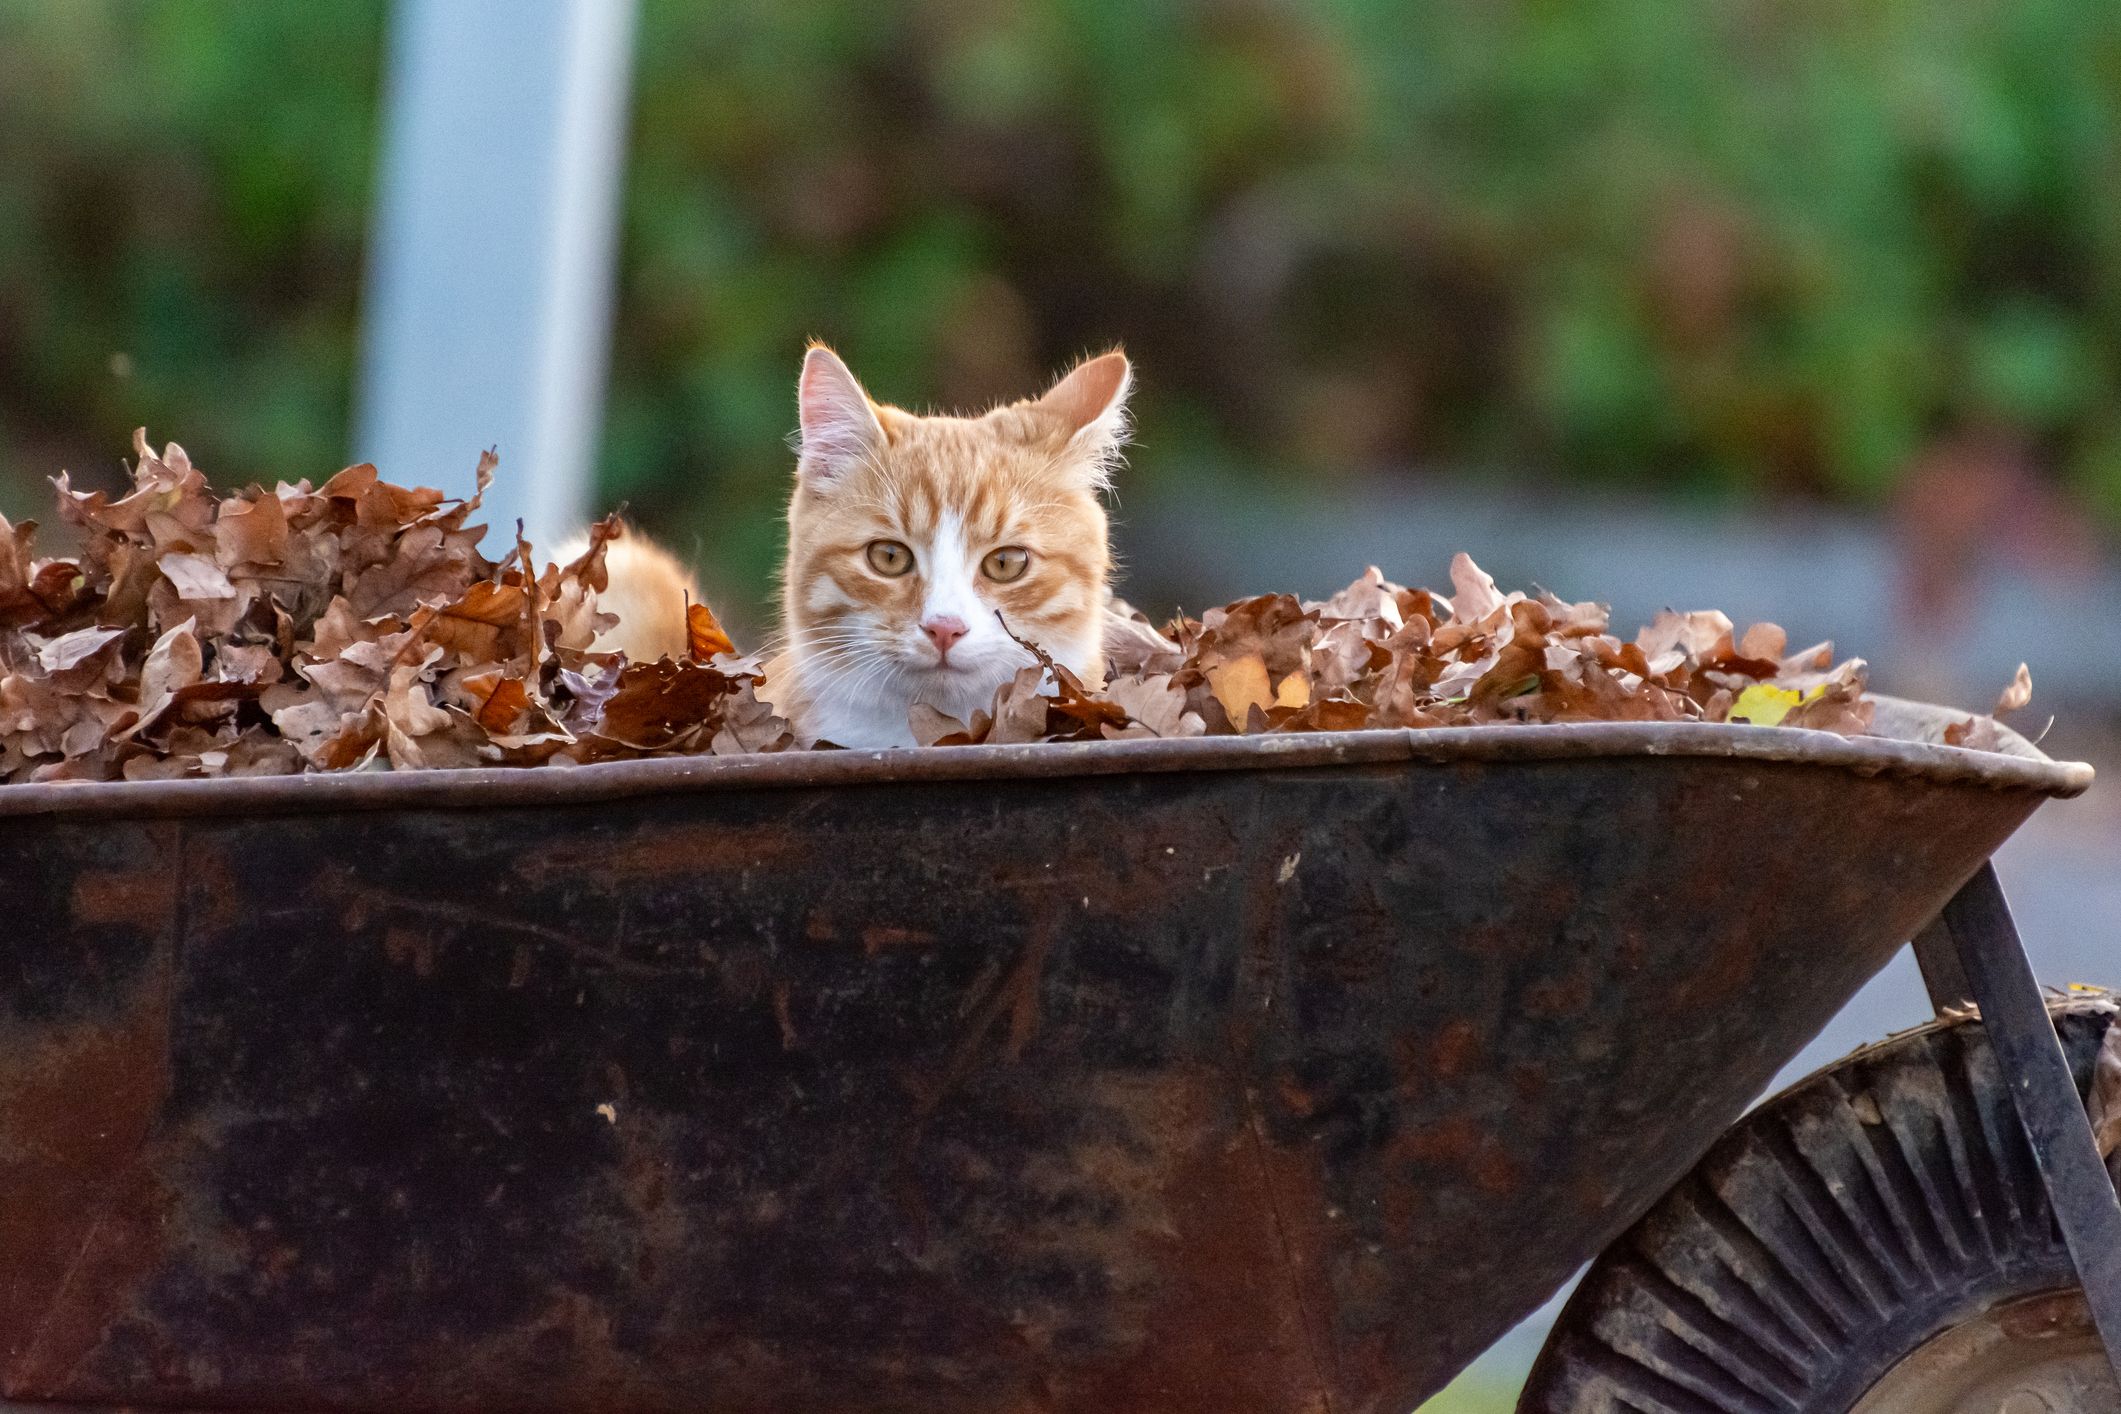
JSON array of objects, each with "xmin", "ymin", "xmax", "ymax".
[{"xmin": 1912, "ymin": 861, "xmax": 2121, "ymax": 1377}]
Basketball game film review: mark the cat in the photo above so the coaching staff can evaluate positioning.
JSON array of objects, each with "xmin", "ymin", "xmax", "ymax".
[
  {"xmin": 774, "ymin": 344, "xmax": 1129, "ymax": 746},
  {"xmin": 578, "ymin": 344, "xmax": 1132, "ymax": 749}
]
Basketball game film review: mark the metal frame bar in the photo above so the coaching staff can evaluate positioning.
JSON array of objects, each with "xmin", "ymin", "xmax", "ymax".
[
  {"xmin": 0, "ymin": 714, "xmax": 2090, "ymax": 823},
  {"xmin": 1915, "ymin": 861, "xmax": 2121, "ymax": 1375}
]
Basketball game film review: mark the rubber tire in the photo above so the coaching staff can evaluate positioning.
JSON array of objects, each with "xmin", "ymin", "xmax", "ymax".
[{"xmin": 1520, "ymin": 996, "xmax": 2119, "ymax": 1413}]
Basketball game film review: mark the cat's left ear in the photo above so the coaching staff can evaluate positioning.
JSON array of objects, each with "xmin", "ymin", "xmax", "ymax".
[{"xmin": 1035, "ymin": 350, "xmax": 1132, "ymax": 486}]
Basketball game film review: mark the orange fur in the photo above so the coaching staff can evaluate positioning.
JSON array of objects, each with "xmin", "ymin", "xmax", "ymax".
[
  {"xmin": 580, "ymin": 345, "xmax": 1132, "ymax": 748},
  {"xmin": 558, "ymin": 525, "xmax": 699, "ymax": 664},
  {"xmin": 775, "ymin": 345, "xmax": 1129, "ymax": 746}
]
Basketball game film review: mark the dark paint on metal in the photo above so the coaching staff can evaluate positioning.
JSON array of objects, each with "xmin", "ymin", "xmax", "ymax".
[
  {"xmin": 1938, "ymin": 865, "xmax": 2121, "ymax": 1377},
  {"xmin": 0, "ymin": 713, "xmax": 2091, "ymax": 1412}
]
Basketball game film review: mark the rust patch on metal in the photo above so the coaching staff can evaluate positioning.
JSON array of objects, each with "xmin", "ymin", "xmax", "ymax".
[
  {"xmin": 1389, "ymin": 1115, "xmax": 1525, "ymax": 1198},
  {"xmin": 1275, "ymin": 1073, "xmax": 1320, "ymax": 1120},
  {"xmin": 1999, "ymin": 1288, "xmax": 2099, "ymax": 1341},
  {"xmin": 383, "ymin": 924, "xmax": 439, "ymax": 977},
  {"xmin": 0, "ymin": 959, "xmax": 173, "ymax": 1396},
  {"xmin": 0, "ymin": 1005, "xmax": 166, "ymax": 1171},
  {"xmin": 1430, "ymin": 1019, "xmax": 1481, "ymax": 1080},
  {"xmin": 515, "ymin": 819, "xmax": 801, "ymax": 884},
  {"xmin": 861, "ymin": 923, "xmax": 935, "ymax": 953},
  {"xmin": 68, "ymin": 868, "xmax": 180, "ymax": 930},
  {"xmin": 1064, "ymin": 1071, "xmax": 1334, "ymax": 1414},
  {"xmin": 5, "ymin": 1159, "xmax": 174, "ymax": 1398}
]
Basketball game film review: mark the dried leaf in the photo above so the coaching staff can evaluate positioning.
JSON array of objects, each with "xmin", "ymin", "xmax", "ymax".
[
  {"xmin": 568, "ymin": 657, "xmax": 765, "ymax": 759},
  {"xmin": 1208, "ymin": 653, "xmax": 1274, "ymax": 726},
  {"xmin": 462, "ymin": 671, "xmax": 534, "ymax": 734},
  {"xmin": 1738, "ymin": 622, "xmax": 1787, "ymax": 662},
  {"xmin": 711, "ymin": 681, "xmax": 795, "ymax": 755},
  {"xmin": 214, "ymin": 490, "xmax": 291, "ymax": 569},
  {"xmin": 909, "ymin": 702, "xmax": 976, "ymax": 747},
  {"xmin": 382, "ymin": 655, "xmax": 489, "ymax": 771},
  {"xmin": 1994, "ymin": 663, "xmax": 2032, "ymax": 717},
  {"xmin": 122, "ymin": 619, "xmax": 205, "ymax": 740},
  {"xmin": 430, "ymin": 580, "xmax": 529, "ymax": 663},
  {"xmin": 1314, "ymin": 565, "xmax": 1405, "ymax": 629},
  {"xmin": 1944, "ymin": 716, "xmax": 2001, "ymax": 752},
  {"xmin": 35, "ymin": 626, "xmax": 126, "ymax": 676},
  {"xmin": 1446, "ymin": 552, "xmax": 1508, "ymax": 623},
  {"xmin": 687, "ymin": 600, "xmax": 736, "ymax": 661},
  {"xmin": 1102, "ymin": 596, "xmax": 1186, "ymax": 676},
  {"xmin": 986, "ymin": 665, "xmax": 1058, "ymax": 743},
  {"xmin": 345, "ymin": 524, "xmax": 480, "ymax": 619},
  {"xmin": 165, "ymin": 546, "xmax": 241, "ymax": 600},
  {"xmin": 1100, "ymin": 673, "xmax": 1206, "ymax": 739}
]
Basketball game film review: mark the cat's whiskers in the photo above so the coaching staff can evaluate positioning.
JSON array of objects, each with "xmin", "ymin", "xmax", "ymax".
[
  {"xmin": 800, "ymin": 653, "xmax": 880, "ymax": 703},
  {"xmin": 799, "ymin": 640, "xmax": 905, "ymax": 704},
  {"xmin": 843, "ymin": 655, "xmax": 905, "ymax": 712},
  {"xmin": 782, "ymin": 631, "xmax": 872, "ymax": 661}
]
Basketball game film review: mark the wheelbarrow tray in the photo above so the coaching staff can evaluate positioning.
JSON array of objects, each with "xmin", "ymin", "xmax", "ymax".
[{"xmin": 0, "ymin": 705, "xmax": 2092, "ymax": 1413}]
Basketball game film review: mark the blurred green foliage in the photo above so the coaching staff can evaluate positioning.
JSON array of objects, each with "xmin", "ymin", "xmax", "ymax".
[
  {"xmin": 6, "ymin": 0, "xmax": 2121, "ymax": 587},
  {"xmin": 0, "ymin": 0, "xmax": 382, "ymax": 512}
]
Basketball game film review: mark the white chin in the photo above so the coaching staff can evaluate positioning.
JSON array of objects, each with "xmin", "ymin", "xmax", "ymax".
[
  {"xmin": 804, "ymin": 652, "xmax": 1022, "ymax": 748},
  {"xmin": 923, "ymin": 662, "xmax": 1010, "ymax": 714}
]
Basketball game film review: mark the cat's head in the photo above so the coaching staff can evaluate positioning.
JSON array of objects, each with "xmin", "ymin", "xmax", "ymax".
[{"xmin": 780, "ymin": 344, "xmax": 1131, "ymax": 724}]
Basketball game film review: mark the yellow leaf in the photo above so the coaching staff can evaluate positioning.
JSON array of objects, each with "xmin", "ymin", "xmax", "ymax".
[
  {"xmin": 1730, "ymin": 683, "xmax": 1803, "ymax": 726},
  {"xmin": 1207, "ymin": 653, "xmax": 1274, "ymax": 727},
  {"xmin": 1274, "ymin": 672, "xmax": 1310, "ymax": 709}
]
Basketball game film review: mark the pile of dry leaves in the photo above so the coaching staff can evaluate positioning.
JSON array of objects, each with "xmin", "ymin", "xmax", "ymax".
[
  {"xmin": 0, "ymin": 435, "xmax": 2022, "ymax": 783},
  {"xmin": 0, "ymin": 433, "xmax": 787, "ymax": 782},
  {"xmin": 915, "ymin": 557, "xmax": 1882, "ymax": 745}
]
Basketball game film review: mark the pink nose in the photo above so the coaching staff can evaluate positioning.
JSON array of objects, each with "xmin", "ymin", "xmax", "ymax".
[{"xmin": 922, "ymin": 615, "xmax": 968, "ymax": 656}]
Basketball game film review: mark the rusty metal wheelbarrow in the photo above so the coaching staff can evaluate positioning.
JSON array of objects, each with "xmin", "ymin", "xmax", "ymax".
[{"xmin": 0, "ymin": 697, "xmax": 2115, "ymax": 1412}]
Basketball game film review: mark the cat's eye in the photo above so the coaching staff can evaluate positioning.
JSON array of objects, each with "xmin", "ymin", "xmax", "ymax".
[
  {"xmin": 865, "ymin": 540, "xmax": 913, "ymax": 577},
  {"xmin": 981, "ymin": 547, "xmax": 1030, "ymax": 583}
]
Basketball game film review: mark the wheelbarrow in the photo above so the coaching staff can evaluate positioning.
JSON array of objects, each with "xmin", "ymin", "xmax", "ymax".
[{"xmin": 0, "ymin": 697, "xmax": 2114, "ymax": 1412}]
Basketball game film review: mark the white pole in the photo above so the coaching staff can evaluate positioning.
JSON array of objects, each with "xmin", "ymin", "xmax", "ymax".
[{"xmin": 354, "ymin": 0, "xmax": 638, "ymax": 547}]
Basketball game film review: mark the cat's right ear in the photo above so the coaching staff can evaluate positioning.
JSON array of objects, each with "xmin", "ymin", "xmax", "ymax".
[{"xmin": 796, "ymin": 344, "xmax": 886, "ymax": 485}]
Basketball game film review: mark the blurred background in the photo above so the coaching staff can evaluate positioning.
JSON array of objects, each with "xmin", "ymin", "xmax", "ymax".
[{"xmin": 4, "ymin": 2, "xmax": 2119, "ymax": 1407}]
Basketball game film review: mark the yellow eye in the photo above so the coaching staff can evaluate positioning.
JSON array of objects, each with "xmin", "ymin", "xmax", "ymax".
[
  {"xmin": 865, "ymin": 540, "xmax": 913, "ymax": 576},
  {"xmin": 982, "ymin": 546, "xmax": 1030, "ymax": 583}
]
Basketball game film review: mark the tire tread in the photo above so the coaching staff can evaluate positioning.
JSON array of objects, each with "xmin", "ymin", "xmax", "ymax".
[{"xmin": 1519, "ymin": 1002, "xmax": 2117, "ymax": 1413}]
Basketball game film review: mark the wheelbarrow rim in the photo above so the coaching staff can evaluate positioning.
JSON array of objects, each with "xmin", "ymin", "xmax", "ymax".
[{"xmin": 0, "ymin": 694, "xmax": 2088, "ymax": 820}]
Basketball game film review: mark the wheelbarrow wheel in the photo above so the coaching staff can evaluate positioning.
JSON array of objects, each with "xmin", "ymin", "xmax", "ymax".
[{"xmin": 1521, "ymin": 997, "xmax": 2119, "ymax": 1413}]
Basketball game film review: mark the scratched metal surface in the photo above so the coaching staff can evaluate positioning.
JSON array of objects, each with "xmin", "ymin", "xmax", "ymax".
[{"xmin": 0, "ymin": 717, "xmax": 2089, "ymax": 1412}]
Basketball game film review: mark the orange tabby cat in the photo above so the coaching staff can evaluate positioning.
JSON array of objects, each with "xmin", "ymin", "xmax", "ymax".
[
  {"xmin": 775, "ymin": 344, "xmax": 1128, "ymax": 746},
  {"xmin": 583, "ymin": 344, "xmax": 1131, "ymax": 748}
]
